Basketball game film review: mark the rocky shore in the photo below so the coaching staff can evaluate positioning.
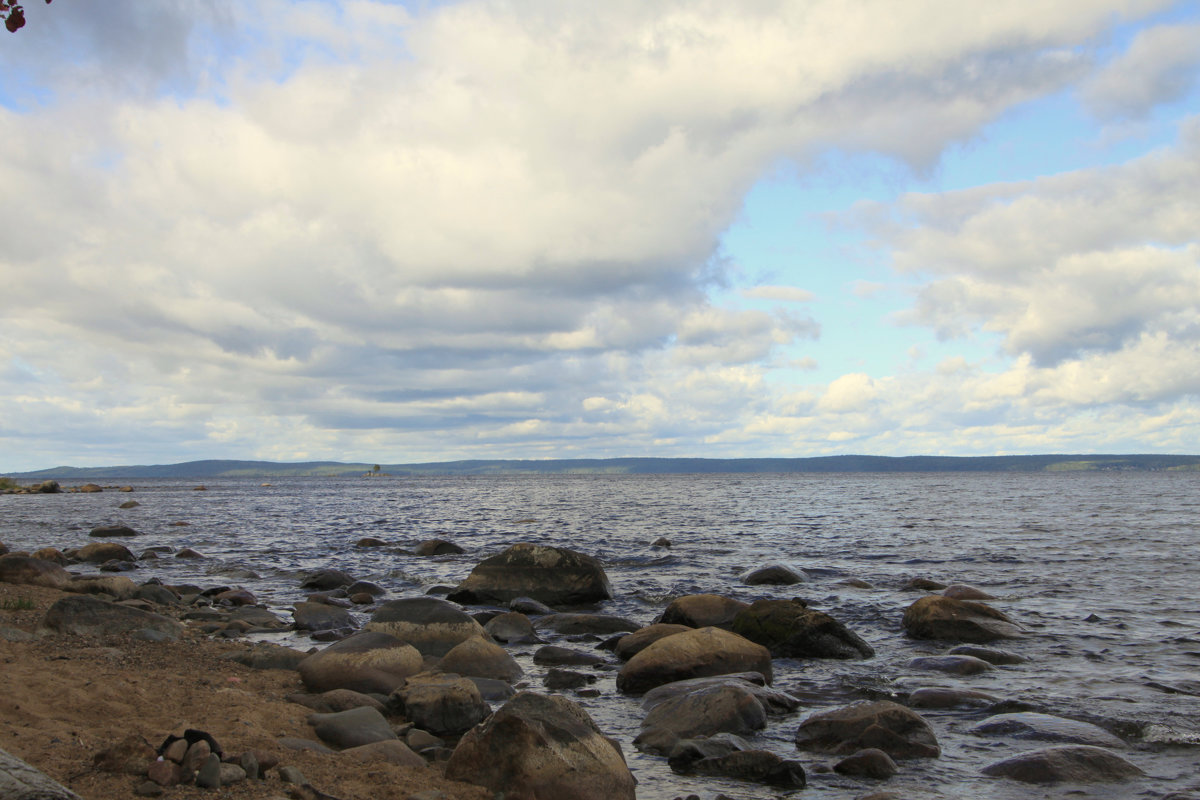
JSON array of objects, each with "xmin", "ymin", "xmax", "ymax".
[{"xmin": 1, "ymin": 484, "xmax": 1191, "ymax": 800}]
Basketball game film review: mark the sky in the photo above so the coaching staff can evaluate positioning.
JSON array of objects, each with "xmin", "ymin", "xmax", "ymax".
[{"xmin": 1, "ymin": 0, "xmax": 1199, "ymax": 471}]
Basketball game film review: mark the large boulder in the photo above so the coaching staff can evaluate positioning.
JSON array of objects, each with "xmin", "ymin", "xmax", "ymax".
[
  {"xmin": 634, "ymin": 683, "xmax": 767, "ymax": 755},
  {"xmin": 39, "ymin": 595, "xmax": 183, "ymax": 640},
  {"xmin": 981, "ymin": 745, "xmax": 1144, "ymax": 784},
  {"xmin": 391, "ymin": 674, "xmax": 489, "ymax": 736},
  {"xmin": 617, "ymin": 626, "xmax": 772, "ymax": 695},
  {"xmin": 89, "ymin": 525, "xmax": 138, "ymax": 538},
  {"xmin": 730, "ymin": 599, "xmax": 874, "ymax": 659},
  {"xmin": 741, "ymin": 564, "xmax": 807, "ymax": 585},
  {"xmin": 299, "ymin": 569, "xmax": 355, "ymax": 591},
  {"xmin": 364, "ymin": 597, "xmax": 486, "ymax": 657},
  {"xmin": 445, "ymin": 692, "xmax": 635, "ymax": 800},
  {"xmin": 614, "ymin": 623, "xmax": 691, "ymax": 660},
  {"xmin": 298, "ymin": 631, "xmax": 423, "ymax": 694},
  {"xmin": 437, "ymin": 636, "xmax": 523, "ymax": 683},
  {"xmin": 659, "ymin": 594, "xmax": 749, "ymax": 629},
  {"xmin": 794, "ymin": 700, "xmax": 940, "ymax": 759},
  {"xmin": 446, "ymin": 543, "xmax": 612, "ymax": 607},
  {"xmin": 0, "ymin": 555, "xmax": 71, "ymax": 589},
  {"xmin": 902, "ymin": 595, "xmax": 1022, "ymax": 642}
]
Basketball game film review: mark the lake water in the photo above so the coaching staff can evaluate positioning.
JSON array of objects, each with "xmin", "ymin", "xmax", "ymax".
[{"xmin": 4, "ymin": 471, "xmax": 1200, "ymax": 799}]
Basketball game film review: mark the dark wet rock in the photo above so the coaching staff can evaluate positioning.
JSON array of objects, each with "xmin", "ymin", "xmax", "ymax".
[
  {"xmin": 0, "ymin": 554, "xmax": 71, "ymax": 588},
  {"xmin": 794, "ymin": 700, "xmax": 940, "ymax": 759},
  {"xmin": 98, "ymin": 559, "xmax": 137, "ymax": 573},
  {"xmin": 438, "ymin": 636, "xmax": 523, "ymax": 683},
  {"xmin": 39, "ymin": 595, "xmax": 182, "ymax": 640},
  {"xmin": 483, "ymin": 611, "xmax": 542, "ymax": 643},
  {"xmin": 981, "ymin": 745, "xmax": 1144, "ymax": 783},
  {"xmin": 659, "ymin": 594, "xmax": 749, "ymax": 629},
  {"xmin": 195, "ymin": 753, "xmax": 221, "ymax": 789},
  {"xmin": 298, "ymin": 631, "xmax": 422, "ymax": 694},
  {"xmin": 341, "ymin": 739, "xmax": 425, "ymax": 768},
  {"xmin": 446, "ymin": 543, "xmax": 613, "ymax": 608},
  {"xmin": 534, "ymin": 612, "xmax": 640, "ymax": 636},
  {"xmin": 907, "ymin": 654, "xmax": 994, "ymax": 675},
  {"xmin": 89, "ymin": 524, "xmax": 138, "ymax": 538},
  {"xmin": 836, "ymin": 577, "xmax": 874, "ymax": 589},
  {"xmin": 355, "ymin": 537, "xmax": 387, "ymax": 548},
  {"xmin": 835, "ymin": 748, "xmax": 898, "ymax": 778},
  {"xmin": 391, "ymin": 674, "xmax": 490, "ymax": 736},
  {"xmin": 292, "ymin": 601, "xmax": 357, "ymax": 633},
  {"xmin": 33, "ymin": 480, "xmax": 62, "ymax": 494},
  {"xmin": 470, "ymin": 677, "xmax": 517, "ymax": 701},
  {"xmin": 943, "ymin": 583, "xmax": 995, "ymax": 600},
  {"xmin": 414, "ymin": 539, "xmax": 465, "ymax": 556},
  {"xmin": 544, "ymin": 669, "xmax": 597, "ymax": 691},
  {"xmin": 300, "ymin": 569, "xmax": 355, "ymax": 591},
  {"xmin": 970, "ymin": 713, "xmax": 1126, "ymax": 748},
  {"xmin": 617, "ymin": 626, "xmax": 772, "ymax": 695},
  {"xmin": 902, "ymin": 595, "xmax": 1023, "ymax": 643},
  {"xmin": 651, "ymin": 537, "xmax": 672, "ymax": 548},
  {"xmin": 642, "ymin": 674, "xmax": 799, "ymax": 715},
  {"xmin": 947, "ymin": 644, "xmax": 1027, "ymax": 665},
  {"xmin": 365, "ymin": 597, "xmax": 486, "ymax": 657},
  {"xmin": 445, "ymin": 691, "xmax": 635, "ymax": 800},
  {"xmin": 79, "ymin": 483, "xmax": 104, "ymax": 493},
  {"xmin": 213, "ymin": 588, "xmax": 256, "ymax": 606},
  {"xmin": 731, "ymin": 598, "xmax": 874, "ymax": 659},
  {"xmin": 346, "ymin": 580, "xmax": 386, "ymax": 598},
  {"xmin": 225, "ymin": 642, "xmax": 309, "ymax": 671},
  {"xmin": 682, "ymin": 749, "xmax": 806, "ymax": 788},
  {"xmin": 533, "ymin": 645, "xmax": 607, "ymax": 667},
  {"xmin": 902, "ymin": 577, "xmax": 947, "ymax": 591},
  {"xmin": 908, "ymin": 687, "xmax": 999, "ymax": 709},
  {"xmin": 614, "ymin": 623, "xmax": 691, "ymax": 660},
  {"xmin": 73, "ymin": 542, "xmax": 136, "ymax": 563},
  {"xmin": 118, "ymin": 500, "xmax": 140, "ymax": 509},
  {"xmin": 665, "ymin": 732, "xmax": 751, "ymax": 771},
  {"xmin": 174, "ymin": 548, "xmax": 204, "ymax": 559},
  {"xmin": 510, "ymin": 596, "xmax": 553, "ymax": 615},
  {"xmin": 309, "ymin": 706, "xmax": 397, "ymax": 749},
  {"xmin": 741, "ymin": 564, "xmax": 807, "ymax": 585},
  {"xmin": 635, "ymin": 683, "xmax": 767, "ymax": 755},
  {"xmin": 286, "ymin": 689, "xmax": 385, "ymax": 714}
]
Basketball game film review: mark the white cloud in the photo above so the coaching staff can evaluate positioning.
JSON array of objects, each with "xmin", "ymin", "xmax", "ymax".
[
  {"xmin": 741, "ymin": 285, "xmax": 815, "ymax": 303},
  {"xmin": 1083, "ymin": 22, "xmax": 1200, "ymax": 118}
]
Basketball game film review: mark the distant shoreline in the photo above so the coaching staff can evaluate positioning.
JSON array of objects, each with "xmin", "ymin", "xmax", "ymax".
[{"xmin": 6, "ymin": 453, "xmax": 1200, "ymax": 480}]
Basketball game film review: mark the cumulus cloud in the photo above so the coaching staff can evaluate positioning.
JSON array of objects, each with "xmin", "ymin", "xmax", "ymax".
[
  {"xmin": 1083, "ymin": 22, "xmax": 1200, "ymax": 118},
  {"xmin": 0, "ymin": 0, "xmax": 1191, "ymax": 467}
]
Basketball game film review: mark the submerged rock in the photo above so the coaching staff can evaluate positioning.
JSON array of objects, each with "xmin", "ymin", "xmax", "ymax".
[
  {"xmin": 741, "ymin": 564, "xmax": 807, "ymax": 585},
  {"xmin": 981, "ymin": 745, "xmax": 1144, "ymax": 784},
  {"xmin": 970, "ymin": 713, "xmax": 1126, "ymax": 748},
  {"xmin": 794, "ymin": 700, "xmax": 940, "ymax": 759}
]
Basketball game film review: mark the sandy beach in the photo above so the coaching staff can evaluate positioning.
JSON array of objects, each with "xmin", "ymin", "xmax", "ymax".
[{"xmin": 0, "ymin": 581, "xmax": 491, "ymax": 800}]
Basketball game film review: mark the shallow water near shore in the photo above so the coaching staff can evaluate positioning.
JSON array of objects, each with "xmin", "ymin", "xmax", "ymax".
[{"xmin": 4, "ymin": 471, "xmax": 1200, "ymax": 799}]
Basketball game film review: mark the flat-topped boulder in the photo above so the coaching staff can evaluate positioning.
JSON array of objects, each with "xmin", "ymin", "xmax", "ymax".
[
  {"xmin": 364, "ymin": 596, "xmax": 486, "ymax": 656},
  {"xmin": 0, "ymin": 555, "xmax": 71, "ymax": 589},
  {"xmin": 902, "ymin": 594, "xmax": 1023, "ymax": 643},
  {"xmin": 617, "ymin": 626, "xmax": 772, "ymax": 695},
  {"xmin": 446, "ymin": 692, "xmax": 635, "ymax": 800},
  {"xmin": 39, "ymin": 595, "xmax": 183, "ymax": 640},
  {"xmin": 794, "ymin": 700, "xmax": 940, "ymax": 759},
  {"xmin": 446, "ymin": 543, "xmax": 612, "ymax": 607},
  {"xmin": 970, "ymin": 713, "xmax": 1125, "ymax": 748},
  {"xmin": 731, "ymin": 599, "xmax": 874, "ymax": 659},
  {"xmin": 659, "ymin": 594, "xmax": 749, "ymax": 629}
]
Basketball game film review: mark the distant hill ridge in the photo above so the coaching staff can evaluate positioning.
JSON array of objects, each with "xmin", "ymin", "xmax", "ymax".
[{"xmin": 7, "ymin": 454, "xmax": 1200, "ymax": 480}]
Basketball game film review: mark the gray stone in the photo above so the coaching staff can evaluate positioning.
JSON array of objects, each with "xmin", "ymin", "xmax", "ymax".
[
  {"xmin": 195, "ymin": 754, "xmax": 221, "ymax": 789},
  {"xmin": 635, "ymin": 683, "xmax": 767, "ymax": 755},
  {"xmin": 742, "ymin": 564, "xmax": 807, "ymax": 585},
  {"xmin": 902, "ymin": 595, "xmax": 1023, "ymax": 642},
  {"xmin": 446, "ymin": 543, "xmax": 613, "ymax": 608},
  {"xmin": 446, "ymin": 692, "xmax": 635, "ymax": 800},
  {"xmin": 981, "ymin": 745, "xmax": 1144, "ymax": 783},
  {"xmin": 533, "ymin": 645, "xmax": 607, "ymax": 667},
  {"xmin": 292, "ymin": 601, "xmax": 356, "ymax": 633},
  {"xmin": 300, "ymin": 569, "xmax": 355, "ymax": 591},
  {"xmin": 642, "ymin": 674, "xmax": 799, "ymax": 715},
  {"xmin": 341, "ymin": 739, "xmax": 425, "ymax": 768},
  {"xmin": 659, "ymin": 594, "xmax": 749, "ymax": 629},
  {"xmin": 970, "ymin": 713, "xmax": 1125, "ymax": 748},
  {"xmin": 39, "ymin": 595, "xmax": 182, "ymax": 640},
  {"xmin": 392, "ymin": 674, "xmax": 489, "ymax": 736},
  {"xmin": 226, "ymin": 642, "xmax": 308, "ymax": 671},
  {"xmin": 365, "ymin": 597, "xmax": 486, "ymax": 657},
  {"xmin": 309, "ymin": 706, "xmax": 397, "ymax": 749},
  {"xmin": 907, "ymin": 654, "xmax": 994, "ymax": 675},
  {"xmin": 0, "ymin": 555, "xmax": 71, "ymax": 589},
  {"xmin": 834, "ymin": 748, "xmax": 898, "ymax": 778},
  {"xmin": 482, "ymin": 611, "xmax": 542, "ymax": 643},
  {"xmin": 731, "ymin": 598, "xmax": 874, "ymax": 659},
  {"xmin": 794, "ymin": 700, "xmax": 940, "ymax": 759},
  {"xmin": 946, "ymin": 644, "xmax": 1027, "ymax": 665},
  {"xmin": 908, "ymin": 687, "xmax": 999, "ymax": 709},
  {"xmin": 89, "ymin": 525, "xmax": 138, "ymax": 538}
]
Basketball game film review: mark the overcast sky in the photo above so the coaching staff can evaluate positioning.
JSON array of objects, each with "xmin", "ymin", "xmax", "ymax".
[{"xmin": 2, "ymin": 1, "xmax": 1198, "ymax": 471}]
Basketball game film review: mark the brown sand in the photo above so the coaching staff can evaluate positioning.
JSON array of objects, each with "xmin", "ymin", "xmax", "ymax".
[{"xmin": 0, "ymin": 582, "xmax": 491, "ymax": 800}]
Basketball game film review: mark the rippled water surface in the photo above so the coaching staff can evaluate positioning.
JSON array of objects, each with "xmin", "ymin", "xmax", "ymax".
[{"xmin": 4, "ymin": 471, "xmax": 1200, "ymax": 799}]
